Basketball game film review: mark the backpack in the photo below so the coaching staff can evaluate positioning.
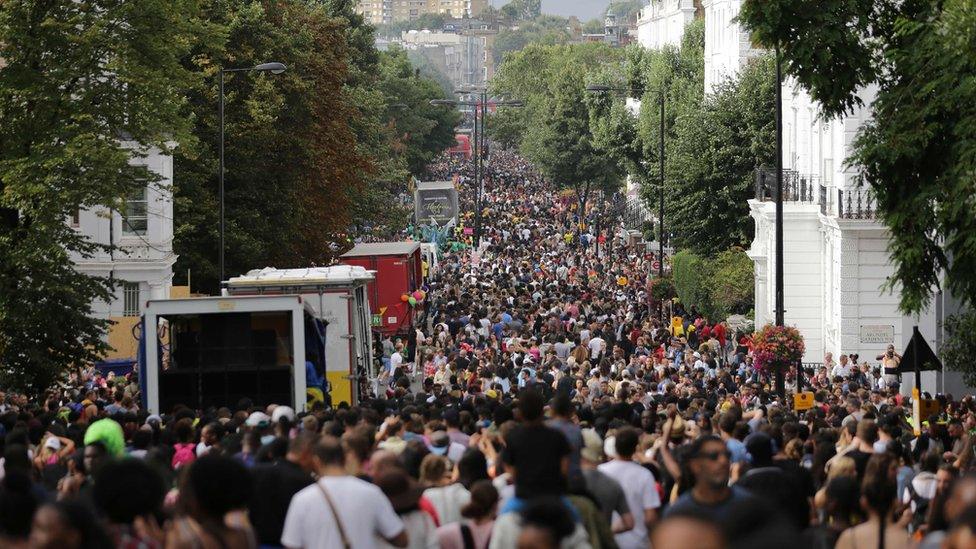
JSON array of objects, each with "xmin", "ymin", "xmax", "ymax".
[{"xmin": 172, "ymin": 443, "xmax": 196, "ymax": 470}]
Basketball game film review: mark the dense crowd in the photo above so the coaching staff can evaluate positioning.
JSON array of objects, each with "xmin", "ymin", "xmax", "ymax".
[{"xmin": 2, "ymin": 149, "xmax": 976, "ymax": 549}]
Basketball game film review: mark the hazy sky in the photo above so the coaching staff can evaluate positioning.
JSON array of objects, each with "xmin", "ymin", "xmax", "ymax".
[{"xmin": 490, "ymin": 0, "xmax": 610, "ymax": 21}]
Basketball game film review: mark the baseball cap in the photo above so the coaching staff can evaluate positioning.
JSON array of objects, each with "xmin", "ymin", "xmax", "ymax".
[
  {"xmin": 272, "ymin": 405, "xmax": 296, "ymax": 423},
  {"xmin": 44, "ymin": 437, "xmax": 61, "ymax": 451}
]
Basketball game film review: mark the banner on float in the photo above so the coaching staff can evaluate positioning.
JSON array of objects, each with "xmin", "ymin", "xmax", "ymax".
[{"xmin": 415, "ymin": 180, "xmax": 459, "ymax": 226}]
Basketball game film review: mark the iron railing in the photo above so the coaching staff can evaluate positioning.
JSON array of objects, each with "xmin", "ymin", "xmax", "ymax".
[
  {"xmin": 819, "ymin": 184, "xmax": 878, "ymax": 220},
  {"xmin": 754, "ymin": 168, "xmax": 819, "ymax": 203}
]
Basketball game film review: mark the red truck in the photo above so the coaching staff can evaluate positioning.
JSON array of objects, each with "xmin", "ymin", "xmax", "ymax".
[{"xmin": 340, "ymin": 242, "xmax": 424, "ymax": 337}]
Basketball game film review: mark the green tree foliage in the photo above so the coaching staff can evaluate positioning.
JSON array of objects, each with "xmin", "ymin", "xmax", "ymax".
[
  {"xmin": 670, "ymin": 248, "xmax": 755, "ymax": 319},
  {"xmin": 942, "ymin": 311, "xmax": 976, "ymax": 388},
  {"xmin": 671, "ymin": 251, "xmax": 713, "ymax": 315},
  {"xmin": 708, "ymin": 248, "xmax": 755, "ymax": 315},
  {"xmin": 500, "ymin": 0, "xmax": 542, "ymax": 21},
  {"xmin": 0, "ymin": 0, "xmax": 212, "ymax": 393},
  {"xmin": 174, "ymin": 0, "xmax": 368, "ymax": 294},
  {"xmin": 493, "ymin": 15, "xmax": 575, "ymax": 64},
  {"xmin": 174, "ymin": 1, "xmax": 457, "ymax": 294},
  {"xmin": 616, "ymin": 20, "xmax": 774, "ymax": 256},
  {"xmin": 739, "ymin": 0, "xmax": 976, "ymax": 315},
  {"xmin": 492, "ymin": 43, "xmax": 627, "ymax": 212}
]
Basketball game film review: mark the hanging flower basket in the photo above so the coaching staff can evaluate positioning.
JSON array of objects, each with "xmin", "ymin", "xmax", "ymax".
[{"xmin": 752, "ymin": 324, "xmax": 805, "ymax": 372}]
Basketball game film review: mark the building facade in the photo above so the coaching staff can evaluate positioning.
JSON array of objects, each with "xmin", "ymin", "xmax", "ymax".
[
  {"xmin": 701, "ymin": 0, "xmax": 759, "ymax": 94},
  {"xmin": 400, "ymin": 22, "xmax": 497, "ymax": 89},
  {"xmin": 70, "ymin": 146, "xmax": 178, "ymax": 359},
  {"xmin": 358, "ymin": 0, "xmax": 487, "ymax": 25},
  {"xmin": 747, "ymin": 82, "xmax": 965, "ymax": 394},
  {"xmin": 635, "ymin": 0, "xmax": 698, "ymax": 50}
]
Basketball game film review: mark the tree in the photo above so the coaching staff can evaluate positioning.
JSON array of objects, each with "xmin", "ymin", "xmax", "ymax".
[
  {"xmin": 671, "ymin": 250, "xmax": 714, "ymax": 316},
  {"xmin": 708, "ymin": 248, "xmax": 755, "ymax": 316},
  {"xmin": 500, "ymin": 0, "xmax": 541, "ymax": 21},
  {"xmin": 174, "ymin": 0, "xmax": 368, "ymax": 294},
  {"xmin": 613, "ymin": 20, "xmax": 774, "ymax": 256},
  {"xmin": 492, "ymin": 43, "xmax": 627, "ymax": 222},
  {"xmin": 739, "ymin": 0, "xmax": 976, "ymax": 315},
  {"xmin": 942, "ymin": 311, "xmax": 976, "ymax": 388},
  {"xmin": 0, "ymin": 0, "xmax": 211, "ymax": 393}
]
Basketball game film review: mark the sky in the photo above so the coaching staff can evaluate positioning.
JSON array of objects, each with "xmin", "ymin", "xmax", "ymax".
[{"xmin": 490, "ymin": 0, "xmax": 610, "ymax": 21}]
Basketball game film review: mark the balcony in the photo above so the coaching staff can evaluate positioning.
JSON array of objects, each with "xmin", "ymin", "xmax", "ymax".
[
  {"xmin": 819, "ymin": 184, "xmax": 878, "ymax": 220},
  {"xmin": 754, "ymin": 168, "xmax": 819, "ymax": 203}
]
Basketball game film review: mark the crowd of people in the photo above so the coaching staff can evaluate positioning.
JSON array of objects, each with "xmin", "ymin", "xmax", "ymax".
[{"xmin": 2, "ymin": 149, "xmax": 976, "ymax": 549}]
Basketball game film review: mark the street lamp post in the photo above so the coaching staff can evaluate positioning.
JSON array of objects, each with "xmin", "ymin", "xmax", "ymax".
[
  {"xmin": 430, "ymin": 91, "xmax": 522, "ymax": 248},
  {"xmin": 774, "ymin": 46, "xmax": 787, "ymax": 401},
  {"xmin": 218, "ymin": 62, "xmax": 286, "ymax": 284}
]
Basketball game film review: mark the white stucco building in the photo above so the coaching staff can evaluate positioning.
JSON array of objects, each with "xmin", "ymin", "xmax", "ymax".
[
  {"xmin": 748, "ymin": 82, "xmax": 966, "ymax": 394},
  {"xmin": 635, "ymin": 0, "xmax": 698, "ymax": 50},
  {"xmin": 702, "ymin": 0, "xmax": 759, "ymax": 95},
  {"xmin": 71, "ymin": 146, "xmax": 177, "ymax": 324}
]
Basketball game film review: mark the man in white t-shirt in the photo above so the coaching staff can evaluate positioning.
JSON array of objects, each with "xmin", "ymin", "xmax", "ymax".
[
  {"xmin": 282, "ymin": 436, "xmax": 406, "ymax": 549},
  {"xmin": 390, "ymin": 343, "xmax": 404, "ymax": 373},
  {"xmin": 598, "ymin": 427, "xmax": 661, "ymax": 549},
  {"xmin": 588, "ymin": 334, "xmax": 605, "ymax": 360},
  {"xmin": 830, "ymin": 354, "xmax": 854, "ymax": 379}
]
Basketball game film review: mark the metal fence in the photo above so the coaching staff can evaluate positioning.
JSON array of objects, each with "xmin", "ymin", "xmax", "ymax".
[
  {"xmin": 818, "ymin": 184, "xmax": 878, "ymax": 219},
  {"xmin": 754, "ymin": 168, "xmax": 819, "ymax": 203}
]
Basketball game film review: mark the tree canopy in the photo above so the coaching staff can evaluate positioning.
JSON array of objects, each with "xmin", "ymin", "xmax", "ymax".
[
  {"xmin": 0, "ymin": 0, "xmax": 213, "ymax": 392},
  {"xmin": 173, "ymin": 0, "xmax": 458, "ymax": 294},
  {"xmin": 739, "ymin": 0, "xmax": 976, "ymax": 315}
]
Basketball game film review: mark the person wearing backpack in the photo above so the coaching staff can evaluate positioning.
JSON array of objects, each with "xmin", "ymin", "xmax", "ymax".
[{"xmin": 903, "ymin": 451, "xmax": 940, "ymax": 533}]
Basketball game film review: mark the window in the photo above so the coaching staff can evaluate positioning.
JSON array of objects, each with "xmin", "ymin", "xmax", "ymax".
[
  {"xmin": 123, "ymin": 282, "xmax": 141, "ymax": 317},
  {"xmin": 122, "ymin": 184, "xmax": 148, "ymax": 236},
  {"xmin": 70, "ymin": 209, "xmax": 80, "ymax": 227}
]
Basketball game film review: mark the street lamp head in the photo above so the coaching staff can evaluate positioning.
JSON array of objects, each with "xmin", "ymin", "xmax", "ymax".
[
  {"xmin": 254, "ymin": 62, "xmax": 287, "ymax": 74},
  {"xmin": 430, "ymin": 99, "xmax": 456, "ymax": 106},
  {"xmin": 585, "ymin": 84, "xmax": 612, "ymax": 93}
]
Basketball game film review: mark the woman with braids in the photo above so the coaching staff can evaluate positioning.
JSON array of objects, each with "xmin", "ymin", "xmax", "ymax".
[{"xmin": 836, "ymin": 453, "xmax": 912, "ymax": 549}]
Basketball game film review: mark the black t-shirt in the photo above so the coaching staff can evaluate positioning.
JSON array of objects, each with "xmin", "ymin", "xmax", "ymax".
[
  {"xmin": 249, "ymin": 460, "xmax": 314, "ymax": 545},
  {"xmin": 503, "ymin": 423, "xmax": 571, "ymax": 498}
]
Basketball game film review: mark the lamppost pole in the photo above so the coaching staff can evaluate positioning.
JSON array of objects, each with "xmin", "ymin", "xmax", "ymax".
[
  {"xmin": 658, "ymin": 92, "xmax": 665, "ymax": 283},
  {"xmin": 217, "ymin": 62, "xmax": 286, "ymax": 285},
  {"xmin": 774, "ymin": 46, "xmax": 787, "ymax": 400},
  {"xmin": 219, "ymin": 70, "xmax": 225, "ymax": 285}
]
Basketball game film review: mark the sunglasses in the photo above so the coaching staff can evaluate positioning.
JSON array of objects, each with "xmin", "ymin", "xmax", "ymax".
[{"xmin": 694, "ymin": 450, "xmax": 731, "ymax": 461}]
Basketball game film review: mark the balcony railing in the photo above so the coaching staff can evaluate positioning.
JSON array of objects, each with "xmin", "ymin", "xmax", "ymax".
[
  {"xmin": 754, "ymin": 168, "xmax": 819, "ymax": 203},
  {"xmin": 819, "ymin": 184, "xmax": 878, "ymax": 220}
]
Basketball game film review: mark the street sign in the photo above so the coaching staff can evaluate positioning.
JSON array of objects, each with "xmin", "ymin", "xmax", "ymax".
[
  {"xmin": 652, "ymin": 260, "xmax": 661, "ymax": 271},
  {"xmin": 860, "ymin": 325, "xmax": 894, "ymax": 344},
  {"xmin": 794, "ymin": 391, "xmax": 815, "ymax": 411},
  {"xmin": 371, "ymin": 314, "xmax": 381, "ymax": 327}
]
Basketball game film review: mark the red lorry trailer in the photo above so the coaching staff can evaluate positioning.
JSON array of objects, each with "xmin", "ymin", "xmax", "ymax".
[{"xmin": 340, "ymin": 242, "xmax": 423, "ymax": 337}]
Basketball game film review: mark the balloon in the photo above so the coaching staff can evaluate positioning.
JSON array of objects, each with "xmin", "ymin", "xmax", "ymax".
[
  {"xmin": 408, "ymin": 296, "xmax": 417, "ymax": 306},
  {"xmin": 417, "ymin": 290, "xmax": 426, "ymax": 300},
  {"xmin": 412, "ymin": 290, "xmax": 423, "ymax": 301},
  {"xmin": 400, "ymin": 294, "xmax": 409, "ymax": 302}
]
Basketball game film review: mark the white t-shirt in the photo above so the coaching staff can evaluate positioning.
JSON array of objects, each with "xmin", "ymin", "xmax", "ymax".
[
  {"xmin": 391, "ymin": 352, "xmax": 404, "ymax": 370},
  {"xmin": 598, "ymin": 460, "xmax": 661, "ymax": 549},
  {"xmin": 281, "ymin": 476, "xmax": 404, "ymax": 549},
  {"xmin": 588, "ymin": 337, "xmax": 605, "ymax": 359}
]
